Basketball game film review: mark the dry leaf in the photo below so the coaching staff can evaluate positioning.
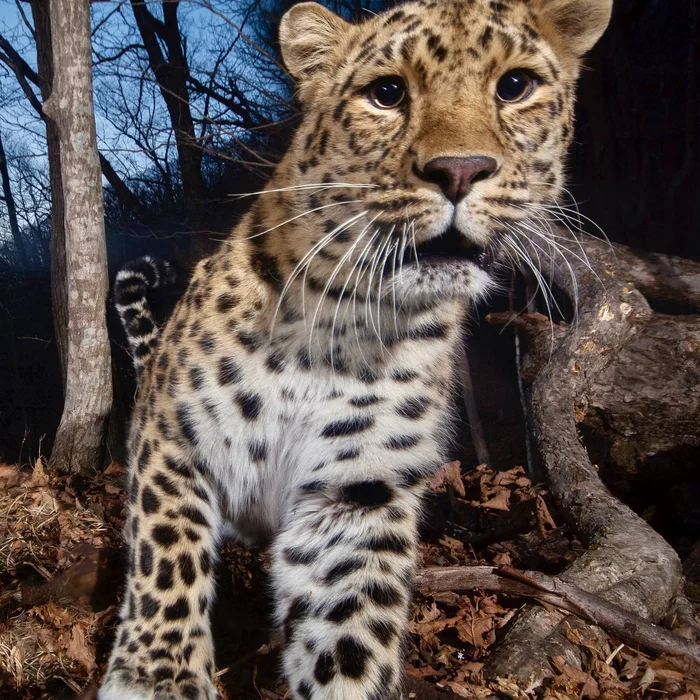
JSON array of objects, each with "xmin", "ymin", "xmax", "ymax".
[
  {"xmin": 443, "ymin": 681, "xmax": 479, "ymax": 697},
  {"xmin": 492, "ymin": 551, "xmax": 512, "ymax": 567},
  {"xmin": 9, "ymin": 643, "xmax": 26, "ymax": 686},
  {"xmin": 456, "ymin": 616, "xmax": 493, "ymax": 647},
  {"xmin": 33, "ymin": 601, "xmax": 72, "ymax": 628},
  {"xmin": 103, "ymin": 461, "xmax": 125, "ymax": 476},
  {"xmin": 536, "ymin": 494, "xmax": 557, "ymax": 531},
  {"xmin": 0, "ymin": 463, "xmax": 21, "ymax": 488},
  {"xmin": 478, "ymin": 489, "xmax": 510, "ymax": 511},
  {"xmin": 429, "ymin": 461, "xmax": 465, "ymax": 497},
  {"xmin": 637, "ymin": 667, "xmax": 656, "ymax": 692},
  {"xmin": 64, "ymin": 623, "xmax": 96, "ymax": 673},
  {"xmin": 416, "ymin": 601, "xmax": 442, "ymax": 624}
]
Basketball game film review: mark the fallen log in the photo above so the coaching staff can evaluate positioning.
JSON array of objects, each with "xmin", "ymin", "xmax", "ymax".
[
  {"xmin": 582, "ymin": 312, "xmax": 700, "ymax": 484},
  {"xmin": 610, "ymin": 245, "xmax": 700, "ymax": 311},
  {"xmin": 489, "ymin": 309, "xmax": 700, "ymax": 487}
]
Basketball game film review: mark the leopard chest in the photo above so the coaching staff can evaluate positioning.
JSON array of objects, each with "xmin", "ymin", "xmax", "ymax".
[{"xmin": 151, "ymin": 333, "xmax": 457, "ymax": 539}]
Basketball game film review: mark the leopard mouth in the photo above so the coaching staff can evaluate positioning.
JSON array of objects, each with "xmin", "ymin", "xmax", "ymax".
[{"xmin": 411, "ymin": 226, "xmax": 495, "ymax": 272}]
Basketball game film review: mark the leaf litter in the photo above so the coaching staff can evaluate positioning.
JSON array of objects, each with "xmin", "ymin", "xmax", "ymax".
[{"xmin": 0, "ymin": 459, "xmax": 697, "ymax": 698}]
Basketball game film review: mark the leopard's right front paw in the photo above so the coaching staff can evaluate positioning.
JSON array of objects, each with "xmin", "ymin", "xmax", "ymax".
[
  {"xmin": 98, "ymin": 668, "xmax": 153, "ymax": 700},
  {"xmin": 99, "ymin": 665, "xmax": 217, "ymax": 700}
]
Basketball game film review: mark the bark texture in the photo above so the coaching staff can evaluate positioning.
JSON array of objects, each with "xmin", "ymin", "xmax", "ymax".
[
  {"xmin": 41, "ymin": 0, "xmax": 112, "ymax": 474},
  {"xmin": 613, "ymin": 244, "xmax": 700, "ymax": 311},
  {"xmin": 483, "ymin": 233, "xmax": 685, "ymax": 685},
  {"xmin": 583, "ymin": 313, "xmax": 700, "ymax": 481}
]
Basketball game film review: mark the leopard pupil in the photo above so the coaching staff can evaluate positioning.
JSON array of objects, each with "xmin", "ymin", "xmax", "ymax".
[
  {"xmin": 375, "ymin": 79, "xmax": 404, "ymax": 107},
  {"xmin": 497, "ymin": 70, "xmax": 531, "ymax": 102}
]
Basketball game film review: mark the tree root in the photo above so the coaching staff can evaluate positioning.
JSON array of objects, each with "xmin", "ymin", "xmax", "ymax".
[
  {"xmin": 476, "ymin": 233, "xmax": 686, "ymax": 686},
  {"xmin": 665, "ymin": 585, "xmax": 700, "ymax": 642}
]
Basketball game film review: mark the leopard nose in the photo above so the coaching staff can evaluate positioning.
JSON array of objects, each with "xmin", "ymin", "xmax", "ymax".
[{"xmin": 417, "ymin": 156, "xmax": 499, "ymax": 204}]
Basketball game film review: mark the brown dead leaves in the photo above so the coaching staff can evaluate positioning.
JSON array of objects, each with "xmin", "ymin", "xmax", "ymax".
[
  {"xmin": 538, "ymin": 642, "xmax": 700, "ymax": 699},
  {"xmin": 431, "ymin": 462, "xmax": 555, "ymax": 527},
  {"xmin": 430, "ymin": 462, "xmax": 558, "ymax": 546},
  {"xmin": 406, "ymin": 591, "xmax": 514, "ymax": 690},
  {"xmin": 0, "ymin": 457, "xmax": 120, "ymax": 581},
  {"xmin": 0, "ymin": 459, "xmax": 126, "ymax": 695},
  {"xmin": 1, "ymin": 456, "xmax": 699, "ymax": 699},
  {"xmin": 0, "ymin": 601, "xmax": 108, "ymax": 692},
  {"xmin": 431, "ymin": 461, "xmax": 466, "ymax": 498},
  {"xmin": 30, "ymin": 601, "xmax": 98, "ymax": 673},
  {"xmin": 464, "ymin": 464, "xmax": 555, "ymax": 531}
]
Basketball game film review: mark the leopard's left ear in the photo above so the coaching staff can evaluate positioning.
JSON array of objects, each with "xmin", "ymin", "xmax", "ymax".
[{"xmin": 535, "ymin": 0, "xmax": 613, "ymax": 56}]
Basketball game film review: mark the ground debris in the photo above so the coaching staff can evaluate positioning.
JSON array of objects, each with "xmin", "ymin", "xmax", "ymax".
[{"xmin": 0, "ymin": 460, "xmax": 698, "ymax": 698}]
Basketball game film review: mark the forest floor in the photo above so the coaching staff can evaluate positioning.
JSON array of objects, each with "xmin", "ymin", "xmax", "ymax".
[{"xmin": 0, "ymin": 458, "xmax": 698, "ymax": 699}]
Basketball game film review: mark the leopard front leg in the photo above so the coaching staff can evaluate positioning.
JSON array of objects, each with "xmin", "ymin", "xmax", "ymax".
[
  {"xmin": 99, "ymin": 448, "xmax": 221, "ymax": 700},
  {"xmin": 272, "ymin": 477, "xmax": 422, "ymax": 700}
]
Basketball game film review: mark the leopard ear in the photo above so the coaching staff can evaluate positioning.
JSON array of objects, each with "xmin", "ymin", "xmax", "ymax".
[
  {"xmin": 279, "ymin": 2, "xmax": 350, "ymax": 82},
  {"xmin": 535, "ymin": 0, "xmax": 612, "ymax": 56}
]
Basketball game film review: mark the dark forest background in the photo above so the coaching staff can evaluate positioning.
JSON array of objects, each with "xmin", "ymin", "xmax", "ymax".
[{"xmin": 0, "ymin": 0, "xmax": 697, "ymax": 465}]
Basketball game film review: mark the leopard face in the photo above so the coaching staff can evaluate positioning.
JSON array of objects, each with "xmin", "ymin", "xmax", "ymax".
[{"xmin": 268, "ymin": 0, "xmax": 611, "ymax": 312}]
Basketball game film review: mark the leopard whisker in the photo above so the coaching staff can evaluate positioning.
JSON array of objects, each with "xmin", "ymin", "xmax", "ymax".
[
  {"xmin": 233, "ymin": 183, "xmax": 377, "ymax": 199},
  {"xmin": 328, "ymin": 216, "xmax": 381, "ymax": 369},
  {"xmin": 525, "ymin": 209, "xmax": 595, "ymax": 272},
  {"xmin": 298, "ymin": 211, "xmax": 368, "ymax": 329},
  {"xmin": 523, "ymin": 198, "xmax": 613, "ymax": 250},
  {"xmin": 309, "ymin": 238, "xmax": 369, "ymax": 355},
  {"xmin": 350, "ymin": 228, "xmax": 384, "ymax": 363},
  {"xmin": 410, "ymin": 219, "xmax": 420, "ymax": 271},
  {"xmin": 309, "ymin": 223, "xmax": 372, "ymax": 360},
  {"xmin": 502, "ymin": 230, "xmax": 559, "ymax": 350},
  {"xmin": 374, "ymin": 231, "xmax": 398, "ymax": 346},
  {"xmin": 390, "ymin": 236, "xmax": 401, "ymax": 336},
  {"xmin": 517, "ymin": 207, "xmax": 601, "ymax": 294},
  {"xmin": 365, "ymin": 231, "xmax": 393, "ymax": 352},
  {"xmin": 509, "ymin": 217, "xmax": 581, "ymax": 318},
  {"xmin": 270, "ymin": 210, "xmax": 367, "ymax": 338},
  {"xmin": 244, "ymin": 199, "xmax": 364, "ymax": 241}
]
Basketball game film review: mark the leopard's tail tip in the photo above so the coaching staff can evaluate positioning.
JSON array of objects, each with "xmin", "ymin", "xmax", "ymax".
[{"xmin": 114, "ymin": 256, "xmax": 175, "ymax": 378}]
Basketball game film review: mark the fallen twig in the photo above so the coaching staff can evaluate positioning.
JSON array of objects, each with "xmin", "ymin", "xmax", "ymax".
[{"xmin": 415, "ymin": 565, "xmax": 700, "ymax": 666}]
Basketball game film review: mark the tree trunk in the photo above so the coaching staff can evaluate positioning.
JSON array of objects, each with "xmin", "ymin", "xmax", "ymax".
[
  {"xmin": 0, "ymin": 129, "xmax": 29, "ymax": 268},
  {"xmin": 30, "ymin": 0, "xmax": 68, "ymax": 386},
  {"xmin": 40, "ymin": 0, "xmax": 112, "ymax": 474}
]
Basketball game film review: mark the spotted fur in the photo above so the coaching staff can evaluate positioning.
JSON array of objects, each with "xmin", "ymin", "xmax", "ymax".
[{"xmin": 101, "ymin": 1, "xmax": 611, "ymax": 698}]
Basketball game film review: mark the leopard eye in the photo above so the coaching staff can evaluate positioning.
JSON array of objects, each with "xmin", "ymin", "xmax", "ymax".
[
  {"xmin": 496, "ymin": 70, "xmax": 536, "ymax": 103},
  {"xmin": 368, "ymin": 76, "xmax": 406, "ymax": 109}
]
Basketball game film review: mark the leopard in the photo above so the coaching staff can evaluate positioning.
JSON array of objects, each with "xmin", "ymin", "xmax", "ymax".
[{"xmin": 99, "ymin": 1, "xmax": 612, "ymax": 698}]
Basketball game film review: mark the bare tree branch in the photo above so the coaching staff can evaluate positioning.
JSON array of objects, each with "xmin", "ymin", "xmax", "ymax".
[{"xmin": 0, "ymin": 128, "xmax": 29, "ymax": 267}]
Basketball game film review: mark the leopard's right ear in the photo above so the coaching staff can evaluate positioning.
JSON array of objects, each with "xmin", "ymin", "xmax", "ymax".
[
  {"xmin": 534, "ymin": 0, "xmax": 612, "ymax": 56},
  {"xmin": 279, "ymin": 2, "xmax": 350, "ymax": 82}
]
